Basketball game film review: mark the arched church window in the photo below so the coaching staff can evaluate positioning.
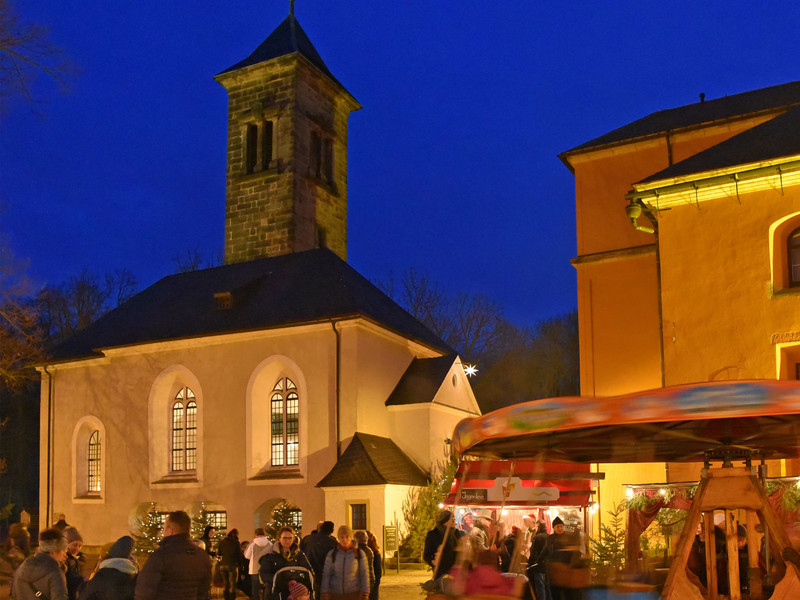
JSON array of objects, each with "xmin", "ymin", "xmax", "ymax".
[
  {"xmin": 171, "ymin": 387, "xmax": 197, "ymax": 472},
  {"xmin": 88, "ymin": 430, "xmax": 101, "ymax": 493},
  {"xmin": 271, "ymin": 378, "xmax": 299, "ymax": 467},
  {"xmin": 789, "ymin": 226, "xmax": 800, "ymax": 287}
]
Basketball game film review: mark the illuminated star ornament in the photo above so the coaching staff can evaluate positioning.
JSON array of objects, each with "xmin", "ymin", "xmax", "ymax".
[{"xmin": 463, "ymin": 364, "xmax": 478, "ymax": 378}]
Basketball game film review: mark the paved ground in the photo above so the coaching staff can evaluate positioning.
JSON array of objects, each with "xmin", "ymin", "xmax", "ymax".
[{"xmin": 0, "ymin": 568, "xmax": 432, "ymax": 600}]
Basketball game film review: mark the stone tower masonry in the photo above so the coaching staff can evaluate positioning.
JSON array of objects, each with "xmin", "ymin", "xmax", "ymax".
[{"xmin": 215, "ymin": 12, "xmax": 360, "ymax": 264}]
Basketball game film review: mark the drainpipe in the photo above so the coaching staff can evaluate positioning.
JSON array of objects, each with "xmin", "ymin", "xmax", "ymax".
[
  {"xmin": 43, "ymin": 365, "xmax": 54, "ymax": 528},
  {"xmin": 330, "ymin": 321, "xmax": 341, "ymax": 458}
]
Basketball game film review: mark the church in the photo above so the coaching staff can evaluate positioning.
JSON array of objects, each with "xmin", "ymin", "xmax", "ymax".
[{"xmin": 37, "ymin": 9, "xmax": 480, "ymax": 545}]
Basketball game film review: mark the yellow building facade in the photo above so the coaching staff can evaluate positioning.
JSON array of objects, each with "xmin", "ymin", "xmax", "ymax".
[{"xmin": 561, "ymin": 82, "xmax": 800, "ymax": 512}]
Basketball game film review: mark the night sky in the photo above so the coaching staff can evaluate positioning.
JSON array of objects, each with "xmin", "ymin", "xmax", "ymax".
[{"xmin": 3, "ymin": 1, "xmax": 800, "ymax": 327}]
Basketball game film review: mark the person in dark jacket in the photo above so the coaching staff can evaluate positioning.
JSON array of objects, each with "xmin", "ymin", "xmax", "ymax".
[
  {"xmin": 11, "ymin": 527, "xmax": 68, "ymax": 600},
  {"xmin": 423, "ymin": 510, "xmax": 461, "ymax": 580},
  {"xmin": 527, "ymin": 521, "xmax": 551, "ymax": 600},
  {"xmin": 365, "ymin": 532, "xmax": 381, "ymax": 600},
  {"xmin": 78, "ymin": 535, "xmax": 138, "ymax": 600},
  {"xmin": 63, "ymin": 526, "xmax": 86, "ymax": 600},
  {"xmin": 353, "ymin": 531, "xmax": 375, "ymax": 597},
  {"xmin": 259, "ymin": 526, "xmax": 314, "ymax": 600},
  {"xmin": 200, "ymin": 526, "xmax": 217, "ymax": 557},
  {"xmin": 303, "ymin": 520, "xmax": 336, "ymax": 595},
  {"xmin": 217, "ymin": 529, "xmax": 244, "ymax": 600},
  {"xmin": 134, "ymin": 510, "xmax": 212, "ymax": 600}
]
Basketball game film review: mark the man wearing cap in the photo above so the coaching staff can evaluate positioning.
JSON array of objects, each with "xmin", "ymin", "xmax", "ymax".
[
  {"xmin": 11, "ymin": 527, "xmax": 69, "ymax": 600},
  {"xmin": 423, "ymin": 510, "xmax": 461, "ymax": 580},
  {"xmin": 134, "ymin": 510, "xmax": 212, "ymax": 600},
  {"xmin": 78, "ymin": 535, "xmax": 138, "ymax": 599}
]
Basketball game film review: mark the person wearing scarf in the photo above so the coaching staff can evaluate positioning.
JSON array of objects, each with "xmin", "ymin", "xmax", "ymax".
[{"xmin": 321, "ymin": 525, "xmax": 368, "ymax": 600}]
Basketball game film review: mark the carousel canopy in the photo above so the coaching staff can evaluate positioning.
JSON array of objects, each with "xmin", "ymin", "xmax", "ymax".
[{"xmin": 453, "ymin": 381, "xmax": 800, "ymax": 463}]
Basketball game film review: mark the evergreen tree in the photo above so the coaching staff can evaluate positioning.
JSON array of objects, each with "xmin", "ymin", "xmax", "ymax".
[
  {"xmin": 588, "ymin": 501, "xmax": 626, "ymax": 585},
  {"xmin": 264, "ymin": 501, "xmax": 301, "ymax": 540},
  {"xmin": 191, "ymin": 501, "xmax": 225, "ymax": 545},
  {"xmin": 400, "ymin": 455, "xmax": 458, "ymax": 560},
  {"xmin": 133, "ymin": 503, "xmax": 164, "ymax": 557}
]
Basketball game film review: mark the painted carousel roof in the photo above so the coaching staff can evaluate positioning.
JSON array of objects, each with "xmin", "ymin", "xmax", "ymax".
[{"xmin": 452, "ymin": 381, "xmax": 800, "ymax": 463}]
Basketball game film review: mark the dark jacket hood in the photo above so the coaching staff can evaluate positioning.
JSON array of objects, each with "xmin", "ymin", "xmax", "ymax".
[{"xmin": 15, "ymin": 553, "xmax": 62, "ymax": 583}]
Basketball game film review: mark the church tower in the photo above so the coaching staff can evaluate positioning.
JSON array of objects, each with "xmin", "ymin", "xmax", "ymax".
[{"xmin": 215, "ymin": 8, "xmax": 360, "ymax": 264}]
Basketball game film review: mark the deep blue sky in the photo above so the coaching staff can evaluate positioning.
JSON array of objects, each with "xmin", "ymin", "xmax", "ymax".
[{"xmin": 3, "ymin": 1, "xmax": 800, "ymax": 327}]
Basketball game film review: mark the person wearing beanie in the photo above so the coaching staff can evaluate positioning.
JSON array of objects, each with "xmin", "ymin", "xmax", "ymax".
[
  {"xmin": 423, "ymin": 509, "xmax": 463, "ymax": 581},
  {"xmin": 320, "ymin": 525, "xmax": 369, "ymax": 600},
  {"xmin": 546, "ymin": 516, "xmax": 584, "ymax": 600},
  {"xmin": 287, "ymin": 579, "xmax": 309, "ymax": 600},
  {"xmin": 63, "ymin": 527, "xmax": 86, "ymax": 600},
  {"xmin": 11, "ymin": 527, "xmax": 68, "ymax": 600},
  {"xmin": 78, "ymin": 535, "xmax": 138, "ymax": 600}
]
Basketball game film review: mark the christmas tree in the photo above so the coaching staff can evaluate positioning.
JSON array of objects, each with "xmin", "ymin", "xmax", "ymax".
[
  {"xmin": 191, "ymin": 500, "xmax": 225, "ymax": 548},
  {"xmin": 133, "ymin": 502, "xmax": 164, "ymax": 557},
  {"xmin": 264, "ymin": 501, "xmax": 302, "ymax": 540}
]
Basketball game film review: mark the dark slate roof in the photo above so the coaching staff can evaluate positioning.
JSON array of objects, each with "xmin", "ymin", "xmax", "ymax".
[
  {"xmin": 562, "ymin": 80, "xmax": 800, "ymax": 157},
  {"xmin": 385, "ymin": 354, "xmax": 457, "ymax": 406},
  {"xmin": 316, "ymin": 432, "xmax": 429, "ymax": 487},
  {"xmin": 49, "ymin": 249, "xmax": 452, "ymax": 362},
  {"xmin": 219, "ymin": 13, "xmax": 334, "ymax": 81},
  {"xmin": 638, "ymin": 106, "xmax": 800, "ymax": 184}
]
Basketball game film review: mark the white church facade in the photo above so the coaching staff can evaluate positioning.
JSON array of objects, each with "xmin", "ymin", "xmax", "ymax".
[{"xmin": 37, "ymin": 10, "xmax": 480, "ymax": 545}]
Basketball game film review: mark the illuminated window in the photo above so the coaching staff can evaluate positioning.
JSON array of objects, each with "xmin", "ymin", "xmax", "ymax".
[
  {"xmin": 271, "ymin": 378, "xmax": 299, "ymax": 467},
  {"xmin": 789, "ymin": 227, "xmax": 800, "ymax": 287},
  {"xmin": 310, "ymin": 131, "xmax": 333, "ymax": 184},
  {"xmin": 88, "ymin": 430, "xmax": 101, "ymax": 493},
  {"xmin": 171, "ymin": 388, "xmax": 197, "ymax": 472},
  {"xmin": 289, "ymin": 508, "xmax": 303, "ymax": 531},
  {"xmin": 207, "ymin": 511, "xmax": 228, "ymax": 530},
  {"xmin": 245, "ymin": 120, "xmax": 274, "ymax": 174}
]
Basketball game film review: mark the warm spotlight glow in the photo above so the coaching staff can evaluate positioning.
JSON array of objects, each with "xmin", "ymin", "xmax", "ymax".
[
  {"xmin": 438, "ymin": 503, "xmax": 444, "ymax": 509},
  {"xmin": 659, "ymin": 488, "xmax": 667, "ymax": 496},
  {"xmin": 501, "ymin": 509, "xmax": 508, "ymax": 516},
  {"xmin": 459, "ymin": 508, "xmax": 465, "ymax": 515},
  {"xmin": 625, "ymin": 488, "xmax": 634, "ymax": 498},
  {"xmin": 464, "ymin": 364, "xmax": 478, "ymax": 377},
  {"xmin": 588, "ymin": 502, "xmax": 598, "ymax": 514}
]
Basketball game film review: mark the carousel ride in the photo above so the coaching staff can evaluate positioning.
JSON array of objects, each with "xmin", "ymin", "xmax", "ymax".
[{"xmin": 450, "ymin": 380, "xmax": 800, "ymax": 600}]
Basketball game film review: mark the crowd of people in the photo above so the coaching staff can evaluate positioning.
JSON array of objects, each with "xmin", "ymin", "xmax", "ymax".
[
  {"xmin": 7, "ymin": 513, "xmax": 382, "ymax": 600},
  {"xmin": 422, "ymin": 510, "xmax": 587, "ymax": 600}
]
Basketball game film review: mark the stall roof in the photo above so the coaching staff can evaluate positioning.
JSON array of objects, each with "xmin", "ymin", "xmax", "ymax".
[
  {"xmin": 443, "ymin": 460, "xmax": 599, "ymax": 508},
  {"xmin": 452, "ymin": 381, "xmax": 800, "ymax": 463}
]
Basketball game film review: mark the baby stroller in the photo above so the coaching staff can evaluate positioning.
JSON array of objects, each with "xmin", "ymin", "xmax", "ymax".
[{"xmin": 270, "ymin": 566, "xmax": 315, "ymax": 600}]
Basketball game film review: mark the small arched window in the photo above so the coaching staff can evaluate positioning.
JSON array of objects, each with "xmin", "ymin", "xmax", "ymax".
[
  {"xmin": 171, "ymin": 387, "xmax": 197, "ymax": 472},
  {"xmin": 789, "ymin": 227, "xmax": 800, "ymax": 287},
  {"xmin": 271, "ymin": 378, "xmax": 299, "ymax": 467},
  {"xmin": 88, "ymin": 430, "xmax": 101, "ymax": 493}
]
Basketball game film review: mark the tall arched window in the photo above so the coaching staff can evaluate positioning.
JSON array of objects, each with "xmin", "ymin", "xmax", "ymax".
[
  {"xmin": 271, "ymin": 378, "xmax": 299, "ymax": 467},
  {"xmin": 789, "ymin": 226, "xmax": 800, "ymax": 287},
  {"xmin": 171, "ymin": 387, "xmax": 197, "ymax": 472},
  {"xmin": 88, "ymin": 430, "xmax": 101, "ymax": 493}
]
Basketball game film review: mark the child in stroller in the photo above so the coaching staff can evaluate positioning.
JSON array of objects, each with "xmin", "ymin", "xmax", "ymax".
[{"xmin": 271, "ymin": 566, "xmax": 314, "ymax": 600}]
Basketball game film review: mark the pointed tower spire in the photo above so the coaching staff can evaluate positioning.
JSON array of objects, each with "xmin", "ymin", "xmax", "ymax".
[{"xmin": 214, "ymin": 12, "xmax": 360, "ymax": 264}]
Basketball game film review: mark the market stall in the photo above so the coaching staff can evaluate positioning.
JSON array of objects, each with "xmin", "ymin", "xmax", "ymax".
[{"xmin": 451, "ymin": 380, "xmax": 800, "ymax": 600}]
